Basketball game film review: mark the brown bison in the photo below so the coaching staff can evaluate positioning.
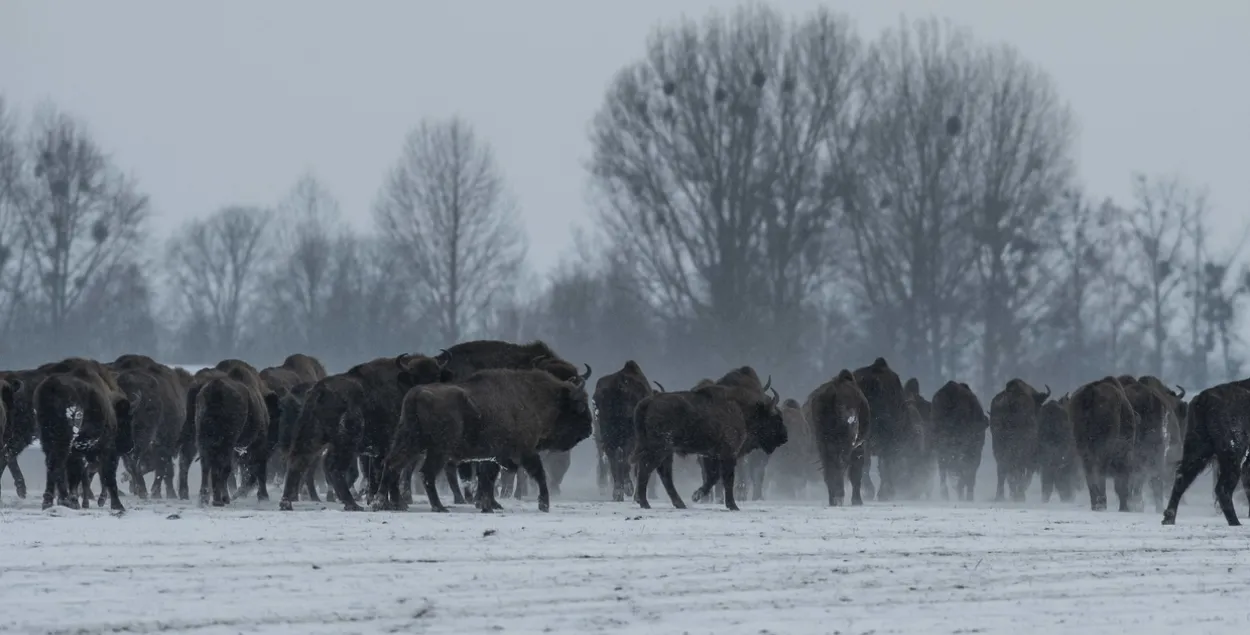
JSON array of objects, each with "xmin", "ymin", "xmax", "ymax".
[
  {"xmin": 766, "ymin": 398, "xmax": 817, "ymax": 498},
  {"xmin": 0, "ymin": 368, "xmax": 48, "ymax": 499},
  {"xmin": 32, "ymin": 358, "xmax": 134, "ymax": 511},
  {"xmin": 931, "ymin": 381, "xmax": 988, "ymax": 501},
  {"xmin": 1037, "ymin": 399, "xmax": 1079, "ymax": 503},
  {"xmin": 1068, "ymin": 376, "xmax": 1138, "ymax": 512},
  {"xmin": 0, "ymin": 376, "xmax": 20, "ymax": 501},
  {"xmin": 989, "ymin": 379, "xmax": 1051, "ymax": 502},
  {"xmin": 804, "ymin": 370, "xmax": 870, "ymax": 506},
  {"xmin": 381, "ymin": 368, "xmax": 593, "ymax": 513},
  {"xmin": 1138, "ymin": 376, "xmax": 1187, "ymax": 471},
  {"xmin": 1162, "ymin": 379, "xmax": 1250, "ymax": 526},
  {"xmin": 633, "ymin": 366, "xmax": 786, "ymax": 511},
  {"xmin": 852, "ymin": 358, "xmax": 906, "ymax": 501},
  {"xmin": 108, "ymin": 354, "xmax": 186, "ymax": 500},
  {"xmin": 279, "ymin": 353, "xmax": 449, "ymax": 512},
  {"xmin": 182, "ymin": 360, "xmax": 282, "ymax": 506},
  {"xmin": 1117, "ymin": 375, "xmax": 1170, "ymax": 512}
]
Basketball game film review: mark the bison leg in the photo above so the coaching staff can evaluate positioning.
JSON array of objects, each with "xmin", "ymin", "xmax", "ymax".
[
  {"xmin": 514, "ymin": 469, "xmax": 529, "ymax": 499},
  {"xmin": 519, "ymin": 453, "xmax": 551, "ymax": 513},
  {"xmin": 4, "ymin": 452, "xmax": 28, "ymax": 499},
  {"xmin": 608, "ymin": 447, "xmax": 628, "ymax": 502},
  {"xmin": 123, "ymin": 453, "xmax": 148, "ymax": 500},
  {"xmin": 849, "ymin": 444, "xmax": 866, "ymax": 506},
  {"xmin": 859, "ymin": 455, "xmax": 875, "ymax": 501},
  {"xmin": 198, "ymin": 454, "xmax": 212, "ymax": 507},
  {"xmin": 177, "ymin": 450, "xmax": 194, "ymax": 501},
  {"xmin": 634, "ymin": 456, "xmax": 656, "ymax": 509},
  {"xmin": 101, "ymin": 452, "xmax": 125, "ymax": 512},
  {"xmin": 398, "ymin": 463, "xmax": 416, "ymax": 506},
  {"xmin": 692, "ymin": 457, "xmax": 720, "ymax": 503},
  {"xmin": 1212, "ymin": 452, "xmax": 1243, "ymax": 526},
  {"xmin": 326, "ymin": 448, "xmax": 363, "ymax": 511},
  {"xmin": 475, "ymin": 462, "xmax": 504, "ymax": 513},
  {"xmin": 443, "ymin": 462, "xmax": 465, "ymax": 505},
  {"xmin": 656, "ymin": 455, "xmax": 686, "ymax": 509},
  {"xmin": 420, "ymin": 453, "xmax": 450, "ymax": 512},
  {"xmin": 42, "ymin": 449, "xmax": 76, "ymax": 510},
  {"xmin": 1040, "ymin": 465, "xmax": 1055, "ymax": 503},
  {"xmin": 719, "ymin": 458, "xmax": 740, "ymax": 511},
  {"xmin": 597, "ymin": 448, "xmax": 610, "ymax": 496},
  {"xmin": 302, "ymin": 460, "xmax": 321, "ymax": 502},
  {"xmin": 497, "ymin": 466, "xmax": 516, "ymax": 498},
  {"xmin": 994, "ymin": 458, "xmax": 1008, "ymax": 502},
  {"xmin": 544, "ymin": 451, "xmax": 570, "ymax": 497},
  {"xmin": 251, "ymin": 454, "xmax": 271, "ymax": 502}
]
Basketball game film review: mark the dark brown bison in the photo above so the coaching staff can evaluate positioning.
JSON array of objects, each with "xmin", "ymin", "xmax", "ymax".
[
  {"xmin": 279, "ymin": 353, "xmax": 450, "ymax": 512},
  {"xmin": 32, "ymin": 358, "xmax": 134, "ymax": 511},
  {"xmin": 804, "ymin": 370, "xmax": 870, "ymax": 506},
  {"xmin": 1068, "ymin": 376, "xmax": 1138, "ymax": 512},
  {"xmin": 1162, "ymin": 379, "xmax": 1250, "ymax": 526},
  {"xmin": 694, "ymin": 371, "xmax": 774, "ymax": 505},
  {"xmin": 382, "ymin": 368, "xmax": 593, "ymax": 513},
  {"xmin": 852, "ymin": 358, "xmax": 906, "ymax": 501},
  {"xmin": 592, "ymin": 361, "xmax": 654, "ymax": 501},
  {"xmin": 183, "ymin": 360, "xmax": 282, "ymax": 506},
  {"xmin": 989, "ymin": 379, "xmax": 1051, "ymax": 502},
  {"xmin": 1037, "ymin": 399, "xmax": 1079, "ymax": 503},
  {"xmin": 931, "ymin": 381, "xmax": 988, "ymax": 501},
  {"xmin": 107, "ymin": 354, "xmax": 186, "ymax": 501},
  {"xmin": 1138, "ymin": 376, "xmax": 1187, "ymax": 471},
  {"xmin": 766, "ymin": 398, "xmax": 816, "ymax": 498},
  {"xmin": 0, "ymin": 376, "xmax": 20, "ymax": 501},
  {"xmin": 0, "ymin": 368, "xmax": 40, "ymax": 499},
  {"xmin": 435, "ymin": 340, "xmax": 591, "ymax": 500},
  {"xmin": 1117, "ymin": 375, "xmax": 1170, "ymax": 512},
  {"xmin": 633, "ymin": 366, "xmax": 786, "ymax": 511}
]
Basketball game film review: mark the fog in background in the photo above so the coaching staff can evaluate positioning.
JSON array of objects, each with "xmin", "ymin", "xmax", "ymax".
[{"xmin": 2, "ymin": 0, "xmax": 1248, "ymax": 446}]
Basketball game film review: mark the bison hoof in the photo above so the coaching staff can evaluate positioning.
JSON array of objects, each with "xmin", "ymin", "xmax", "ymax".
[
  {"xmin": 16, "ymin": 483, "xmax": 27, "ymax": 498},
  {"xmin": 691, "ymin": 490, "xmax": 705, "ymax": 503},
  {"xmin": 97, "ymin": 494, "xmax": 107, "ymax": 507},
  {"xmin": 481, "ymin": 505, "xmax": 495, "ymax": 514},
  {"xmin": 111, "ymin": 501, "xmax": 125, "ymax": 512},
  {"xmin": 342, "ymin": 503, "xmax": 363, "ymax": 512},
  {"xmin": 726, "ymin": 502, "xmax": 740, "ymax": 511},
  {"xmin": 612, "ymin": 491, "xmax": 624, "ymax": 502},
  {"xmin": 638, "ymin": 500, "xmax": 651, "ymax": 510},
  {"xmin": 1161, "ymin": 512, "xmax": 1176, "ymax": 525},
  {"xmin": 41, "ymin": 499, "xmax": 54, "ymax": 510},
  {"xmin": 431, "ymin": 505, "xmax": 449, "ymax": 513},
  {"xmin": 538, "ymin": 502, "xmax": 550, "ymax": 513},
  {"xmin": 279, "ymin": 499, "xmax": 295, "ymax": 511}
]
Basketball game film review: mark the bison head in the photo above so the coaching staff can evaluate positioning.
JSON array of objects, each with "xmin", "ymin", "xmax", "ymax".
[
  {"xmin": 396, "ymin": 353, "xmax": 448, "ymax": 388},
  {"xmin": 544, "ymin": 379, "xmax": 594, "ymax": 453},
  {"xmin": 750, "ymin": 387, "xmax": 788, "ymax": 454}
]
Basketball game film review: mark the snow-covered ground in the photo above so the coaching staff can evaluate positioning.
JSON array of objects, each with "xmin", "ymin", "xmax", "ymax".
[{"xmin": 1, "ymin": 450, "xmax": 1246, "ymax": 635}]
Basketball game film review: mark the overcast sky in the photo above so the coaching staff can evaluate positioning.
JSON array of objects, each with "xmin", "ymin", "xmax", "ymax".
[{"xmin": 2, "ymin": 0, "xmax": 1247, "ymax": 273}]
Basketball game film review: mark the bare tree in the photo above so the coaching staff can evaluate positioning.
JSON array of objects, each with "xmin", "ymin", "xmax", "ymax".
[
  {"xmin": 258, "ymin": 171, "xmax": 344, "ymax": 354},
  {"xmin": 166, "ymin": 205, "xmax": 271, "ymax": 357},
  {"xmin": 1125, "ymin": 173, "xmax": 1198, "ymax": 377},
  {"xmin": 0, "ymin": 96, "xmax": 30, "ymax": 354},
  {"xmin": 374, "ymin": 117, "xmax": 527, "ymax": 344},
  {"xmin": 16, "ymin": 103, "xmax": 149, "ymax": 354},
  {"xmin": 588, "ymin": 4, "xmax": 866, "ymax": 369}
]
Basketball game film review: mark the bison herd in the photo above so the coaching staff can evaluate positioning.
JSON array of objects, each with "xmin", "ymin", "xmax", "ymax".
[{"xmin": 1, "ymin": 341, "xmax": 1247, "ymax": 526}]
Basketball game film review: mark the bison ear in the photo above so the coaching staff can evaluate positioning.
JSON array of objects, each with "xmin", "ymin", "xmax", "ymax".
[
  {"xmin": 439, "ymin": 368, "xmax": 454, "ymax": 383},
  {"xmin": 114, "ymin": 398, "xmax": 134, "ymax": 454}
]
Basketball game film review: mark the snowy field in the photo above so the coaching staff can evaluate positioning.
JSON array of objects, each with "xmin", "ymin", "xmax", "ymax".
[{"xmin": 1, "ymin": 449, "xmax": 1247, "ymax": 635}]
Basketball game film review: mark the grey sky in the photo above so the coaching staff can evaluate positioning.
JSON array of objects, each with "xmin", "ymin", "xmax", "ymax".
[{"xmin": 2, "ymin": 0, "xmax": 1247, "ymax": 273}]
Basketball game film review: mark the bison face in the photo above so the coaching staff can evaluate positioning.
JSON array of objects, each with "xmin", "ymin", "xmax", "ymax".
[
  {"xmin": 1, "ymin": 378, "xmax": 20, "ymax": 413},
  {"xmin": 397, "ymin": 354, "xmax": 446, "ymax": 389},
  {"xmin": 751, "ymin": 390, "xmax": 788, "ymax": 454},
  {"xmin": 544, "ymin": 382, "xmax": 594, "ymax": 453}
]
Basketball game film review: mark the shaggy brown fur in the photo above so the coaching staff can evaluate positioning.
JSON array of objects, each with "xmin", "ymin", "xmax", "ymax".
[
  {"xmin": 804, "ymin": 370, "xmax": 871, "ymax": 506},
  {"xmin": 1068, "ymin": 376, "xmax": 1138, "ymax": 512},
  {"xmin": 989, "ymin": 379, "xmax": 1051, "ymax": 502},
  {"xmin": 931, "ymin": 381, "xmax": 988, "ymax": 501}
]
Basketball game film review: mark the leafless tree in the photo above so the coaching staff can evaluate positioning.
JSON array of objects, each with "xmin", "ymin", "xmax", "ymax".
[
  {"xmin": 1125, "ymin": 173, "xmax": 1198, "ymax": 377},
  {"xmin": 588, "ymin": 4, "xmax": 866, "ymax": 369},
  {"xmin": 0, "ymin": 96, "xmax": 29, "ymax": 352},
  {"xmin": 166, "ymin": 205, "xmax": 272, "ymax": 356},
  {"xmin": 16, "ymin": 103, "xmax": 149, "ymax": 354},
  {"xmin": 258, "ymin": 171, "xmax": 344, "ymax": 353},
  {"xmin": 374, "ymin": 117, "xmax": 527, "ymax": 344}
]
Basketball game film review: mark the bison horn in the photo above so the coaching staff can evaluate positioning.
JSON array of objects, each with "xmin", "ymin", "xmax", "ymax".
[
  {"xmin": 437, "ymin": 348, "xmax": 451, "ymax": 361},
  {"xmin": 769, "ymin": 386, "xmax": 780, "ymax": 408},
  {"xmin": 653, "ymin": 380, "xmax": 666, "ymax": 393},
  {"xmin": 762, "ymin": 375, "xmax": 772, "ymax": 393},
  {"xmin": 531, "ymin": 355, "xmax": 549, "ymax": 367},
  {"xmin": 1041, "ymin": 384, "xmax": 1052, "ymax": 400},
  {"xmin": 1175, "ymin": 385, "xmax": 1186, "ymax": 400},
  {"xmin": 580, "ymin": 363, "xmax": 593, "ymax": 381},
  {"xmin": 395, "ymin": 353, "xmax": 411, "ymax": 369}
]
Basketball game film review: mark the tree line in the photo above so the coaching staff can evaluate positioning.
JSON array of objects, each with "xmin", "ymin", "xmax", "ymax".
[{"xmin": 0, "ymin": 7, "xmax": 1245, "ymax": 401}]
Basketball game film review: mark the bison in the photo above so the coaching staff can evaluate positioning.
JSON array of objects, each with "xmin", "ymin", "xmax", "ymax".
[
  {"xmin": 931, "ymin": 381, "xmax": 988, "ymax": 502},
  {"xmin": 1037, "ymin": 399, "xmax": 1079, "ymax": 503},
  {"xmin": 1068, "ymin": 376, "xmax": 1138, "ymax": 512},
  {"xmin": 107, "ymin": 354, "xmax": 186, "ymax": 501},
  {"xmin": 381, "ymin": 368, "xmax": 593, "ymax": 513},
  {"xmin": 766, "ymin": 398, "xmax": 817, "ymax": 499},
  {"xmin": 1117, "ymin": 375, "xmax": 1170, "ymax": 512},
  {"xmin": 32, "ymin": 358, "xmax": 134, "ymax": 511},
  {"xmin": 1161, "ymin": 379, "xmax": 1250, "ymax": 526},
  {"xmin": 0, "ymin": 376, "xmax": 20, "ymax": 501},
  {"xmin": 633, "ymin": 366, "xmax": 787, "ymax": 511},
  {"xmin": 185, "ymin": 360, "xmax": 282, "ymax": 507},
  {"xmin": 989, "ymin": 379, "xmax": 1051, "ymax": 502},
  {"xmin": 804, "ymin": 370, "xmax": 870, "ymax": 506},
  {"xmin": 852, "ymin": 358, "xmax": 906, "ymax": 501},
  {"xmin": 590, "ymin": 361, "xmax": 653, "ymax": 502},
  {"xmin": 0, "ymin": 369, "xmax": 40, "ymax": 499}
]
